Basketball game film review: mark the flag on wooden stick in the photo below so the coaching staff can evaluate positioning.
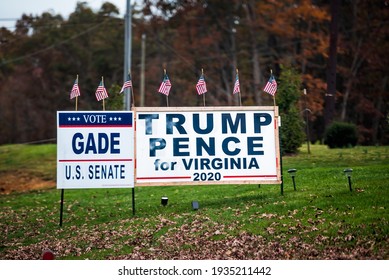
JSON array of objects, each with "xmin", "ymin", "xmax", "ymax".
[
  {"xmin": 233, "ymin": 71, "xmax": 240, "ymax": 95},
  {"xmin": 70, "ymin": 75, "xmax": 81, "ymax": 99},
  {"xmin": 263, "ymin": 74, "xmax": 277, "ymax": 96},
  {"xmin": 95, "ymin": 77, "xmax": 109, "ymax": 101},
  {"xmin": 120, "ymin": 73, "xmax": 132, "ymax": 93},
  {"xmin": 196, "ymin": 72, "xmax": 207, "ymax": 95},
  {"xmin": 158, "ymin": 72, "xmax": 172, "ymax": 96}
]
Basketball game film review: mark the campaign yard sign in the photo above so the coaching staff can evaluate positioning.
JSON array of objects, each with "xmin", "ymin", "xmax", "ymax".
[
  {"xmin": 57, "ymin": 111, "xmax": 134, "ymax": 189},
  {"xmin": 135, "ymin": 107, "xmax": 281, "ymax": 186}
]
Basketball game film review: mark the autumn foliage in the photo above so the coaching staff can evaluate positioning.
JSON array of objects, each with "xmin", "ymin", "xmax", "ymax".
[{"xmin": 0, "ymin": 0, "xmax": 388, "ymax": 145}]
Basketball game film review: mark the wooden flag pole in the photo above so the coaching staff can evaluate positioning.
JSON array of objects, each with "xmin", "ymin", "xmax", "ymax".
[
  {"xmin": 202, "ymin": 68, "xmax": 206, "ymax": 107},
  {"xmin": 102, "ymin": 76, "xmax": 106, "ymax": 111},
  {"xmin": 164, "ymin": 69, "xmax": 169, "ymax": 107},
  {"xmin": 237, "ymin": 69, "xmax": 242, "ymax": 106},
  {"xmin": 269, "ymin": 68, "xmax": 283, "ymax": 195},
  {"xmin": 271, "ymin": 69, "xmax": 276, "ymax": 109},
  {"xmin": 130, "ymin": 72, "xmax": 135, "ymax": 109},
  {"xmin": 75, "ymin": 74, "xmax": 79, "ymax": 111}
]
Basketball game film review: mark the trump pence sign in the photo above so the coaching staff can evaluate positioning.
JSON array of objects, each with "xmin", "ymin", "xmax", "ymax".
[
  {"xmin": 135, "ymin": 107, "xmax": 281, "ymax": 186},
  {"xmin": 57, "ymin": 111, "xmax": 134, "ymax": 189}
]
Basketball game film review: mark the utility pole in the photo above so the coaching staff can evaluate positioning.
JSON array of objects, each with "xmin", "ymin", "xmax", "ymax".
[
  {"xmin": 140, "ymin": 33, "xmax": 146, "ymax": 106},
  {"xmin": 123, "ymin": 0, "xmax": 132, "ymax": 110}
]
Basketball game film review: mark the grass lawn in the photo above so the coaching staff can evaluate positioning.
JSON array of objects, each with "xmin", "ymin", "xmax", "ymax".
[{"xmin": 0, "ymin": 144, "xmax": 388, "ymax": 259}]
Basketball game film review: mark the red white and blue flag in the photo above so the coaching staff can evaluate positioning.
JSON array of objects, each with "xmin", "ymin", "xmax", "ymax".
[
  {"xmin": 263, "ymin": 75, "xmax": 277, "ymax": 96},
  {"xmin": 70, "ymin": 76, "xmax": 81, "ymax": 99},
  {"xmin": 95, "ymin": 79, "xmax": 109, "ymax": 101},
  {"xmin": 158, "ymin": 73, "xmax": 172, "ymax": 96},
  {"xmin": 120, "ymin": 73, "xmax": 133, "ymax": 94},
  {"xmin": 233, "ymin": 73, "xmax": 240, "ymax": 95},
  {"xmin": 196, "ymin": 74, "xmax": 207, "ymax": 95}
]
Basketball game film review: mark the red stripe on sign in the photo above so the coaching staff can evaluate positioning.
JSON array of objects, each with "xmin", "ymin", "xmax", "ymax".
[
  {"xmin": 59, "ymin": 125, "xmax": 132, "ymax": 128},
  {"xmin": 59, "ymin": 159, "xmax": 132, "ymax": 162},
  {"xmin": 136, "ymin": 176, "xmax": 192, "ymax": 180},
  {"xmin": 223, "ymin": 175, "xmax": 277, "ymax": 179}
]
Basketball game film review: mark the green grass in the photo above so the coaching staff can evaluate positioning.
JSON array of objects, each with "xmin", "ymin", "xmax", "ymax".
[
  {"xmin": 0, "ymin": 144, "xmax": 388, "ymax": 259},
  {"xmin": 0, "ymin": 144, "xmax": 56, "ymax": 176}
]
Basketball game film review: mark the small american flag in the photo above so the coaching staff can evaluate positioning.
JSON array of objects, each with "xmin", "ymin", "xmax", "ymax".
[
  {"xmin": 95, "ymin": 79, "xmax": 109, "ymax": 101},
  {"xmin": 120, "ymin": 74, "xmax": 132, "ymax": 93},
  {"xmin": 263, "ymin": 75, "xmax": 277, "ymax": 96},
  {"xmin": 233, "ymin": 73, "xmax": 240, "ymax": 95},
  {"xmin": 196, "ymin": 74, "xmax": 207, "ymax": 95},
  {"xmin": 70, "ymin": 77, "xmax": 81, "ymax": 99},
  {"xmin": 158, "ymin": 73, "xmax": 172, "ymax": 96}
]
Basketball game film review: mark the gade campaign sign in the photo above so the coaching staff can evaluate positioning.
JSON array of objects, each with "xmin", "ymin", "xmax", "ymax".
[
  {"xmin": 135, "ymin": 107, "xmax": 281, "ymax": 186},
  {"xmin": 57, "ymin": 111, "xmax": 134, "ymax": 189}
]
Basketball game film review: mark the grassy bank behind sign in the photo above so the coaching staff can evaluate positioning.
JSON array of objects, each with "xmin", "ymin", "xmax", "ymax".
[{"xmin": 0, "ymin": 144, "xmax": 388, "ymax": 259}]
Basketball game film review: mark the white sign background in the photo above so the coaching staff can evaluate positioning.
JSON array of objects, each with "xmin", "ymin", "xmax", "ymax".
[
  {"xmin": 57, "ymin": 111, "xmax": 134, "ymax": 189},
  {"xmin": 135, "ymin": 107, "xmax": 280, "ymax": 186}
]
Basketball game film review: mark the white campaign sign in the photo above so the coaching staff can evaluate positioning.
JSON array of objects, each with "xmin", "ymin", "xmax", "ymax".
[
  {"xmin": 135, "ymin": 107, "xmax": 280, "ymax": 186},
  {"xmin": 57, "ymin": 111, "xmax": 134, "ymax": 189}
]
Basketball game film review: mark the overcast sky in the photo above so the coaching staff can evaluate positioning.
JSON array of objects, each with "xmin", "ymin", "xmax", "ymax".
[{"xmin": 0, "ymin": 0, "xmax": 129, "ymax": 30}]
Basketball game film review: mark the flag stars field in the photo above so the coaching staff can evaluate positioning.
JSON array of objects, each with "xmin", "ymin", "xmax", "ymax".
[{"xmin": 67, "ymin": 117, "xmax": 81, "ymax": 122}]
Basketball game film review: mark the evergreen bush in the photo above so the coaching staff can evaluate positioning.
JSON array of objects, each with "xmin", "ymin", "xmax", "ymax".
[
  {"xmin": 324, "ymin": 122, "xmax": 358, "ymax": 148},
  {"xmin": 276, "ymin": 66, "xmax": 305, "ymax": 154}
]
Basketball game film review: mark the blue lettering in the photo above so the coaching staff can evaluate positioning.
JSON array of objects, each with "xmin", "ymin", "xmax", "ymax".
[
  {"xmin": 84, "ymin": 134, "xmax": 97, "ymax": 154},
  {"xmin": 222, "ymin": 137, "xmax": 241, "ymax": 156},
  {"xmin": 193, "ymin": 113, "xmax": 213, "ymax": 134},
  {"xmin": 88, "ymin": 164, "xmax": 126, "ymax": 179},
  {"xmin": 149, "ymin": 138, "xmax": 166, "ymax": 157},
  {"xmin": 182, "ymin": 158, "xmax": 193, "ymax": 170},
  {"xmin": 98, "ymin": 133, "xmax": 109, "ymax": 153},
  {"xmin": 166, "ymin": 114, "xmax": 187, "ymax": 134},
  {"xmin": 247, "ymin": 137, "xmax": 264, "ymax": 155},
  {"xmin": 72, "ymin": 132, "xmax": 120, "ymax": 154},
  {"xmin": 221, "ymin": 113, "xmax": 246, "ymax": 134},
  {"xmin": 173, "ymin": 138, "xmax": 189, "ymax": 156},
  {"xmin": 196, "ymin": 137, "xmax": 215, "ymax": 156},
  {"xmin": 254, "ymin": 113, "xmax": 272, "ymax": 133},
  {"xmin": 138, "ymin": 114, "xmax": 159, "ymax": 135},
  {"xmin": 72, "ymin": 133, "xmax": 84, "ymax": 154},
  {"xmin": 110, "ymin": 133, "xmax": 120, "ymax": 154}
]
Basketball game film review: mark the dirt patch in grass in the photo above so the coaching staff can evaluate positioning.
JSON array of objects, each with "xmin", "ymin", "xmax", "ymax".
[{"xmin": 0, "ymin": 171, "xmax": 55, "ymax": 195}]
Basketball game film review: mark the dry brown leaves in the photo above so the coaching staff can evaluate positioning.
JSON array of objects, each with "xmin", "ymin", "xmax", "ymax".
[{"xmin": 1, "ymin": 210, "xmax": 388, "ymax": 260}]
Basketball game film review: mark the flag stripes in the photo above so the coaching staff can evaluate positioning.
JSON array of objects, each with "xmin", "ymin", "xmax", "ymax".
[
  {"xmin": 95, "ymin": 80, "xmax": 109, "ymax": 101},
  {"xmin": 196, "ymin": 75, "xmax": 207, "ymax": 95},
  {"xmin": 120, "ymin": 79, "xmax": 132, "ymax": 94},
  {"xmin": 158, "ymin": 74, "xmax": 172, "ymax": 96},
  {"xmin": 263, "ymin": 75, "xmax": 277, "ymax": 96},
  {"xmin": 70, "ymin": 78, "xmax": 81, "ymax": 99},
  {"xmin": 233, "ymin": 73, "xmax": 240, "ymax": 95}
]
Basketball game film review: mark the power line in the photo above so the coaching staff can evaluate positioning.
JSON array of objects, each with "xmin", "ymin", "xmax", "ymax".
[
  {"xmin": 0, "ymin": 18, "xmax": 20, "ymax": 21},
  {"xmin": 1, "ymin": 21, "xmax": 106, "ymax": 66}
]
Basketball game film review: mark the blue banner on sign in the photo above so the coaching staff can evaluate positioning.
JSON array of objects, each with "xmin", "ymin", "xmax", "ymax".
[{"xmin": 59, "ymin": 112, "xmax": 132, "ymax": 127}]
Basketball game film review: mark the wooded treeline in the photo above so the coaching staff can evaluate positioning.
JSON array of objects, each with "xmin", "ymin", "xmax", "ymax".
[{"xmin": 0, "ymin": 0, "xmax": 388, "ymax": 145}]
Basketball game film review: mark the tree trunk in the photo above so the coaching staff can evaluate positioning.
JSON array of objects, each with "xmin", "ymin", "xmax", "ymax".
[
  {"xmin": 372, "ymin": 76, "xmax": 387, "ymax": 144},
  {"xmin": 324, "ymin": 0, "xmax": 340, "ymax": 128},
  {"xmin": 244, "ymin": 1, "xmax": 262, "ymax": 105}
]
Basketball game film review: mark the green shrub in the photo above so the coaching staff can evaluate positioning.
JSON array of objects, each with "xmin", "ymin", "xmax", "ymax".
[
  {"xmin": 276, "ymin": 66, "xmax": 305, "ymax": 154},
  {"xmin": 324, "ymin": 122, "xmax": 358, "ymax": 148}
]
